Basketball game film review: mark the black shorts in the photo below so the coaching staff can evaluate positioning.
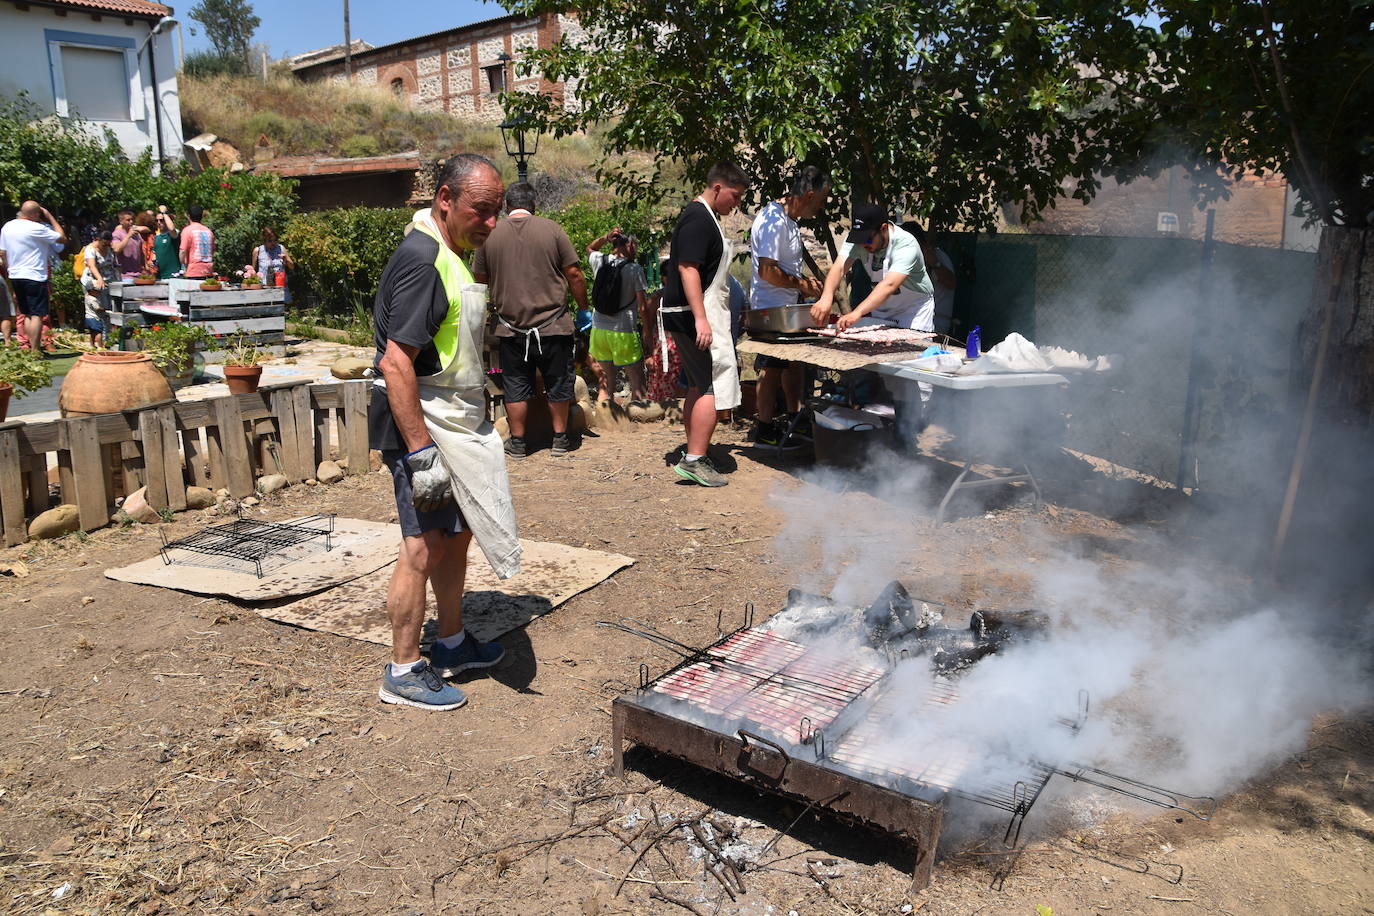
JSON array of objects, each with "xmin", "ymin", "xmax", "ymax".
[
  {"xmin": 499, "ymin": 334, "xmax": 574, "ymax": 403},
  {"xmin": 381, "ymin": 449, "xmax": 467, "ymax": 538},
  {"xmin": 10, "ymin": 279, "xmax": 50, "ymax": 318},
  {"xmin": 669, "ymin": 330, "xmax": 714, "ymax": 394},
  {"xmin": 754, "ymin": 354, "xmax": 792, "ymax": 371}
]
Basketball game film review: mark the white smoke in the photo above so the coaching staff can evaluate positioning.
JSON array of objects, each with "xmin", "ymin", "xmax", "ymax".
[{"xmin": 764, "ymin": 458, "xmax": 1372, "ymax": 825}]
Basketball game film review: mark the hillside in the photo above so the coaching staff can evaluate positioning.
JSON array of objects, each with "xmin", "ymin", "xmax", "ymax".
[{"xmin": 179, "ymin": 72, "xmax": 606, "ymax": 175}]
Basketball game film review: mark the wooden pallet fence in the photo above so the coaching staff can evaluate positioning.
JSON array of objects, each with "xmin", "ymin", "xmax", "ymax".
[
  {"xmin": 181, "ymin": 287, "xmax": 287, "ymax": 358},
  {"xmin": 109, "ymin": 283, "xmax": 287, "ymax": 357},
  {"xmin": 0, "ymin": 379, "xmax": 372, "ymax": 546}
]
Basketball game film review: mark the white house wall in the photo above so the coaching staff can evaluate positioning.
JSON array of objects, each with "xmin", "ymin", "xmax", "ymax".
[{"xmin": 0, "ymin": 5, "xmax": 182, "ymax": 165}]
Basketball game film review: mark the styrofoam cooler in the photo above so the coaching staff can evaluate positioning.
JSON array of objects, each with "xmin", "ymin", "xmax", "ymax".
[{"xmin": 812, "ymin": 406, "xmax": 890, "ymax": 468}]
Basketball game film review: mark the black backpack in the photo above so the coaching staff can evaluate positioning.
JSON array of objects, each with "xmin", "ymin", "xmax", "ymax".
[{"xmin": 592, "ymin": 258, "xmax": 633, "ymax": 315}]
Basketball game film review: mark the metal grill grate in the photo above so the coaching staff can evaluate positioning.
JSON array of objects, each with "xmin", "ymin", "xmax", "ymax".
[
  {"xmin": 159, "ymin": 513, "xmax": 336, "ymax": 578},
  {"xmin": 649, "ymin": 628, "xmax": 885, "ymax": 742}
]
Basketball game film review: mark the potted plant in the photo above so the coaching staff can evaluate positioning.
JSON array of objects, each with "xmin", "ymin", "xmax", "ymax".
[
  {"xmin": 0, "ymin": 343, "xmax": 55, "ymax": 422},
  {"xmin": 238, "ymin": 266, "xmax": 263, "ymax": 287},
  {"xmin": 199, "ymin": 276, "xmax": 225, "ymax": 292},
  {"xmin": 135, "ymin": 319, "xmax": 213, "ymax": 388},
  {"xmin": 220, "ymin": 331, "xmax": 267, "ymax": 394},
  {"xmin": 134, "ymin": 271, "xmax": 158, "ymax": 286}
]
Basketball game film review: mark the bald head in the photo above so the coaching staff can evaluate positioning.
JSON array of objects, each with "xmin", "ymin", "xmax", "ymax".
[{"xmin": 19, "ymin": 201, "xmax": 42, "ymax": 220}]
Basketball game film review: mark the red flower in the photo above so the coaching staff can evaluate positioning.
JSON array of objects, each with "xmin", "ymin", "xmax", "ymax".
[
  {"xmin": 153, "ymin": 324, "xmax": 162, "ymax": 331},
  {"xmin": 221, "ymin": 182, "xmax": 231, "ymax": 188}
]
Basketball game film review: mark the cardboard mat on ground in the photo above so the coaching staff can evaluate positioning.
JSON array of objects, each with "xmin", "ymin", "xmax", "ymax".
[
  {"xmin": 267, "ymin": 537, "xmax": 634, "ymax": 645},
  {"xmin": 105, "ymin": 517, "xmax": 633, "ymax": 644},
  {"xmin": 105, "ymin": 517, "xmax": 399, "ymax": 600}
]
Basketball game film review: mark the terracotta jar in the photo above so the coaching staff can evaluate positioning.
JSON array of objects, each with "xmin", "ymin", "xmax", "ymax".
[
  {"xmin": 223, "ymin": 364, "xmax": 263, "ymax": 395},
  {"xmin": 58, "ymin": 351, "xmax": 173, "ymax": 417}
]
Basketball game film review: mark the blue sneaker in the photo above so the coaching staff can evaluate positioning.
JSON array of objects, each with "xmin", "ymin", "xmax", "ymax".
[
  {"xmin": 429, "ymin": 631, "xmax": 506, "ymax": 677},
  {"xmin": 379, "ymin": 660, "xmax": 467, "ymax": 711}
]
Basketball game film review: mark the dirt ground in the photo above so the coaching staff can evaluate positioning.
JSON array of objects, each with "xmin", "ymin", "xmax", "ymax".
[{"xmin": 0, "ymin": 418, "xmax": 1369, "ymax": 916}]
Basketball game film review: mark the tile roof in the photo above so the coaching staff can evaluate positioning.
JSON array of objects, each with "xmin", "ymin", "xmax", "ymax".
[
  {"xmin": 29, "ymin": 0, "xmax": 171, "ymax": 19},
  {"xmin": 254, "ymin": 153, "xmax": 423, "ymax": 178}
]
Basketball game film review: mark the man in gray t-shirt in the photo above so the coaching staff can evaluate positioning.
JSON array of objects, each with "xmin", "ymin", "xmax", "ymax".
[{"xmin": 472, "ymin": 183, "xmax": 589, "ymax": 458}]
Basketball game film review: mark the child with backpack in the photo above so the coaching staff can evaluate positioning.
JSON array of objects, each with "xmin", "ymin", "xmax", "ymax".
[{"xmin": 586, "ymin": 227, "xmax": 650, "ymax": 408}]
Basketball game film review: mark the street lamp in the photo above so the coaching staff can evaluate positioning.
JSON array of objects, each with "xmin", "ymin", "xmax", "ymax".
[
  {"xmin": 498, "ymin": 113, "xmax": 539, "ymax": 184},
  {"xmin": 137, "ymin": 15, "xmax": 178, "ymax": 166}
]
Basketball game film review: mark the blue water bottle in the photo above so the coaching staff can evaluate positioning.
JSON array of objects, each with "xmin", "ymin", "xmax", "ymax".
[{"xmin": 966, "ymin": 325, "xmax": 981, "ymax": 360}]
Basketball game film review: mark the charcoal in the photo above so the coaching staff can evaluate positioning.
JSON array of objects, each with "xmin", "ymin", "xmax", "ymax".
[
  {"xmin": 864, "ymin": 581, "xmax": 917, "ymax": 644},
  {"xmin": 970, "ymin": 609, "xmax": 1052, "ymax": 643}
]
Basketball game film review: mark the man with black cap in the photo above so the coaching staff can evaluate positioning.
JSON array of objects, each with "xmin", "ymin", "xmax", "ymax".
[
  {"xmin": 810, "ymin": 204, "xmax": 937, "ymax": 442},
  {"xmin": 809, "ymin": 203, "xmax": 934, "ymax": 333}
]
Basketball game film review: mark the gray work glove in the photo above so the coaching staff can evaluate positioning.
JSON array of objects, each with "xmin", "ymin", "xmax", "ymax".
[{"xmin": 404, "ymin": 444, "xmax": 454, "ymax": 512}]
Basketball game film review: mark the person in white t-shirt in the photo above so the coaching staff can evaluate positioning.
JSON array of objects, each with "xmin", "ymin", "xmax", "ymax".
[
  {"xmin": 0, "ymin": 201, "xmax": 66, "ymax": 352},
  {"xmin": 748, "ymin": 165, "xmax": 830, "ymax": 443},
  {"xmin": 80, "ymin": 231, "xmax": 118, "ymax": 348}
]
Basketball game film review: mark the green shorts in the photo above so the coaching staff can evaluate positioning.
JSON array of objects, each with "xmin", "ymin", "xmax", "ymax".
[{"xmin": 588, "ymin": 327, "xmax": 644, "ymax": 366}]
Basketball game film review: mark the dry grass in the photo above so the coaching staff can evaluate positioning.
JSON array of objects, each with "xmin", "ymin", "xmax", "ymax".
[{"xmin": 180, "ymin": 73, "xmax": 607, "ymax": 175}]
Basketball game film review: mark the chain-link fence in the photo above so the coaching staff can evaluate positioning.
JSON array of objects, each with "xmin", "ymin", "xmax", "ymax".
[{"xmin": 935, "ymin": 231, "xmax": 1318, "ymax": 490}]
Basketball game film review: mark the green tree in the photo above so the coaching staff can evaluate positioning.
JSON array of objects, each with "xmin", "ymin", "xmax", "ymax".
[
  {"xmin": 1, "ymin": 92, "xmax": 296, "ymax": 276},
  {"xmin": 503, "ymin": 0, "xmax": 1166, "ymax": 246},
  {"xmin": 1138, "ymin": 1, "xmax": 1372, "ymax": 229},
  {"xmin": 0, "ymin": 94, "xmax": 153, "ymax": 217},
  {"xmin": 505, "ymin": 0, "xmax": 1373, "ymax": 590},
  {"xmin": 189, "ymin": 0, "xmax": 261, "ymax": 68}
]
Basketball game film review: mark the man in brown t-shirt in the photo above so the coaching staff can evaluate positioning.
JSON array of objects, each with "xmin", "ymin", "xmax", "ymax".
[{"xmin": 472, "ymin": 183, "xmax": 589, "ymax": 458}]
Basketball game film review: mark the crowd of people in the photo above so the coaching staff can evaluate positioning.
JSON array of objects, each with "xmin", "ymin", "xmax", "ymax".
[
  {"xmin": 367, "ymin": 153, "xmax": 960, "ymax": 710},
  {"xmin": 5, "ymin": 161, "xmax": 954, "ymax": 713},
  {"xmin": 0, "ymin": 202, "xmax": 296, "ymax": 354}
]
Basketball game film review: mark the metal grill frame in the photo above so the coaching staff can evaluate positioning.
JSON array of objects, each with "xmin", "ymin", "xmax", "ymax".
[
  {"xmin": 614, "ymin": 619, "xmax": 942, "ymax": 890},
  {"xmin": 159, "ymin": 513, "xmax": 336, "ymax": 578},
  {"xmin": 611, "ymin": 695, "xmax": 944, "ymax": 891}
]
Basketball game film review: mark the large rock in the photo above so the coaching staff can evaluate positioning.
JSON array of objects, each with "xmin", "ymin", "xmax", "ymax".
[
  {"xmin": 185, "ymin": 486, "xmax": 215, "ymax": 510},
  {"xmin": 627, "ymin": 400, "xmax": 666, "ymax": 423},
  {"xmin": 503, "ymin": 392, "xmax": 587, "ymax": 445},
  {"xmin": 29, "ymin": 505, "xmax": 80, "ymax": 540},
  {"xmin": 330, "ymin": 357, "xmax": 372, "ymax": 380},
  {"xmin": 120, "ymin": 487, "xmax": 161, "ymax": 524},
  {"xmin": 316, "ymin": 460, "xmax": 345, "ymax": 484},
  {"xmin": 257, "ymin": 474, "xmax": 289, "ymax": 495}
]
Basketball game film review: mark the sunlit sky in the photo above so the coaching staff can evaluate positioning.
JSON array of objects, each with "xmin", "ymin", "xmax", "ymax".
[{"xmin": 178, "ymin": 1, "xmax": 509, "ymax": 59}]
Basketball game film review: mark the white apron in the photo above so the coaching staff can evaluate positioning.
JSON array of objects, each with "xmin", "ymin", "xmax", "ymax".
[
  {"xmin": 864, "ymin": 241, "xmax": 936, "ymax": 331},
  {"xmin": 654, "ymin": 199, "xmax": 742, "ymax": 411},
  {"xmin": 377, "ymin": 216, "xmax": 521, "ymax": 579},
  {"xmin": 700, "ymin": 199, "xmax": 742, "ymax": 411}
]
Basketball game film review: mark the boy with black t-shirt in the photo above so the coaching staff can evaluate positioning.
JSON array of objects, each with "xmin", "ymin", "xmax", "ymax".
[{"xmin": 659, "ymin": 162, "xmax": 749, "ymax": 487}]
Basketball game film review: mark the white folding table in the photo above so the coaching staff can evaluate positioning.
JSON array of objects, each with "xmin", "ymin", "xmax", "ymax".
[{"xmin": 874, "ymin": 361, "xmax": 1070, "ymax": 523}]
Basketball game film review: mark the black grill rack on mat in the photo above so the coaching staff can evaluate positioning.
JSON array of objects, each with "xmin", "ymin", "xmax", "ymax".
[{"xmin": 159, "ymin": 513, "xmax": 336, "ymax": 578}]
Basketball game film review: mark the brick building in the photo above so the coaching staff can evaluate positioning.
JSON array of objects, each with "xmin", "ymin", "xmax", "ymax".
[
  {"xmin": 1011, "ymin": 165, "xmax": 1322, "ymax": 251},
  {"xmin": 290, "ymin": 12, "xmax": 584, "ymax": 123}
]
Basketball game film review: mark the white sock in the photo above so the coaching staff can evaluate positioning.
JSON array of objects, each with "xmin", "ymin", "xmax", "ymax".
[
  {"xmin": 437, "ymin": 631, "xmax": 467, "ymax": 649},
  {"xmin": 390, "ymin": 660, "xmax": 424, "ymax": 677},
  {"xmin": 685, "ymin": 453, "xmax": 704, "ymax": 462}
]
